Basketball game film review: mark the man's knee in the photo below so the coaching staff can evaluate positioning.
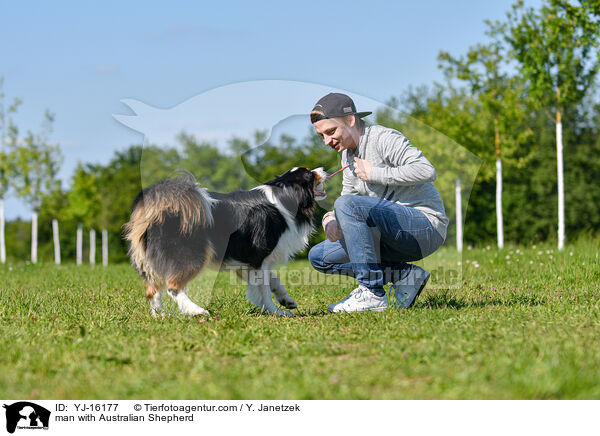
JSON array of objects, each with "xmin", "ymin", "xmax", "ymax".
[
  {"xmin": 334, "ymin": 195, "xmax": 358, "ymax": 215},
  {"xmin": 308, "ymin": 243, "xmax": 325, "ymax": 270},
  {"xmin": 335, "ymin": 195, "xmax": 370, "ymax": 223}
]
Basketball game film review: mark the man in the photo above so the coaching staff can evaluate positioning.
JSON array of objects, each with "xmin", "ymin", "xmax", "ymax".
[{"xmin": 308, "ymin": 93, "xmax": 448, "ymax": 313}]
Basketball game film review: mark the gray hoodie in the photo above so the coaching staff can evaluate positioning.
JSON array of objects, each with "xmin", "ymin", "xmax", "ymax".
[{"xmin": 334, "ymin": 123, "xmax": 448, "ymax": 241}]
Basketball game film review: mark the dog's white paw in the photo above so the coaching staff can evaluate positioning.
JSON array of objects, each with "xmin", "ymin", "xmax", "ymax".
[
  {"xmin": 181, "ymin": 303, "xmax": 210, "ymax": 316},
  {"xmin": 149, "ymin": 295, "xmax": 166, "ymax": 318},
  {"xmin": 151, "ymin": 309, "xmax": 167, "ymax": 318},
  {"xmin": 168, "ymin": 290, "xmax": 210, "ymax": 316}
]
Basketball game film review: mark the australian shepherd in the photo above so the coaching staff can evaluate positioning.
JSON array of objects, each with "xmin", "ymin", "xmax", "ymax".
[{"xmin": 124, "ymin": 167, "xmax": 328, "ymax": 317}]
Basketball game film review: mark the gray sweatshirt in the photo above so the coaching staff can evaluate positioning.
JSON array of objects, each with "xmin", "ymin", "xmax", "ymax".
[{"xmin": 333, "ymin": 124, "xmax": 448, "ymax": 241}]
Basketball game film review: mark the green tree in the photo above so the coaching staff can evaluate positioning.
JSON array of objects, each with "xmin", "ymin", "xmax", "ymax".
[
  {"xmin": 95, "ymin": 146, "xmax": 145, "ymax": 262},
  {"xmin": 0, "ymin": 78, "xmax": 21, "ymax": 264},
  {"xmin": 139, "ymin": 143, "xmax": 182, "ymax": 187},
  {"xmin": 46, "ymin": 146, "xmax": 144, "ymax": 263},
  {"xmin": 67, "ymin": 164, "xmax": 101, "ymax": 227},
  {"xmin": 179, "ymin": 133, "xmax": 254, "ymax": 192},
  {"xmin": 506, "ymin": 0, "xmax": 600, "ymax": 249},
  {"xmin": 11, "ymin": 110, "xmax": 62, "ymax": 263},
  {"xmin": 438, "ymin": 21, "xmax": 534, "ymax": 248}
]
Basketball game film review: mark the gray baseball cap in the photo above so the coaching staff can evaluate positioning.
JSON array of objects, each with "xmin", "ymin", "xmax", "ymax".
[{"xmin": 310, "ymin": 93, "xmax": 372, "ymax": 124}]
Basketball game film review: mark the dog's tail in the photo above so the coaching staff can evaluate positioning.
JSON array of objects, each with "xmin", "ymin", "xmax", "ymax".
[{"xmin": 123, "ymin": 171, "xmax": 214, "ymax": 283}]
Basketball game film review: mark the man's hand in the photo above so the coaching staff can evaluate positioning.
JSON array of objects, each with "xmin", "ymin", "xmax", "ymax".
[
  {"xmin": 322, "ymin": 214, "xmax": 342, "ymax": 242},
  {"xmin": 353, "ymin": 157, "xmax": 373, "ymax": 181}
]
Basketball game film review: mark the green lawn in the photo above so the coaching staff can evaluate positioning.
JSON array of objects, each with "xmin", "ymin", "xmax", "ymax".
[{"xmin": 1, "ymin": 239, "xmax": 599, "ymax": 399}]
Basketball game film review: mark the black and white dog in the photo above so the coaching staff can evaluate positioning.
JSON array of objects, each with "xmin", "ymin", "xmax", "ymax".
[{"xmin": 124, "ymin": 167, "xmax": 327, "ymax": 317}]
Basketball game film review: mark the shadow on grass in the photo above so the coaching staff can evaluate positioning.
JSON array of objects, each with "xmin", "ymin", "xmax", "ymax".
[
  {"xmin": 239, "ymin": 290, "xmax": 548, "ymax": 317},
  {"xmin": 87, "ymin": 354, "xmax": 133, "ymax": 366},
  {"xmin": 292, "ymin": 310, "xmax": 330, "ymax": 318},
  {"xmin": 241, "ymin": 306, "xmax": 331, "ymax": 318},
  {"xmin": 418, "ymin": 290, "xmax": 547, "ymax": 310}
]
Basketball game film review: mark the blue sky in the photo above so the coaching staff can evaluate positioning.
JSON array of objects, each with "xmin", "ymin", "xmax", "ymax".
[{"xmin": 1, "ymin": 0, "xmax": 540, "ymax": 219}]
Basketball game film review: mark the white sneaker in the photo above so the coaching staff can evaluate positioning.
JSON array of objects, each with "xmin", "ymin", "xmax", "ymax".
[{"xmin": 328, "ymin": 285, "xmax": 388, "ymax": 313}]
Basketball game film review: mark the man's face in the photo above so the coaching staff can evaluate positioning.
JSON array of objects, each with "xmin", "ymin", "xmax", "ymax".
[{"xmin": 313, "ymin": 116, "xmax": 358, "ymax": 153}]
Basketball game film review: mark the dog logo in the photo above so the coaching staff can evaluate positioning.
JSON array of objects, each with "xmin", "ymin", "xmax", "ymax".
[{"xmin": 3, "ymin": 402, "xmax": 50, "ymax": 434}]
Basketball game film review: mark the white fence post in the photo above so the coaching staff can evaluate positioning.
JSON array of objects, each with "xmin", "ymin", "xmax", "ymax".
[
  {"xmin": 455, "ymin": 177, "xmax": 463, "ymax": 253},
  {"xmin": 102, "ymin": 229, "xmax": 108, "ymax": 266},
  {"xmin": 31, "ymin": 212, "xmax": 38, "ymax": 264},
  {"xmin": 52, "ymin": 219, "xmax": 61, "ymax": 265},
  {"xmin": 0, "ymin": 199, "xmax": 5, "ymax": 264},
  {"xmin": 76, "ymin": 224, "xmax": 82, "ymax": 265},
  {"xmin": 496, "ymin": 158, "xmax": 504, "ymax": 249},
  {"xmin": 89, "ymin": 229, "xmax": 96, "ymax": 265},
  {"xmin": 557, "ymin": 119, "xmax": 565, "ymax": 250}
]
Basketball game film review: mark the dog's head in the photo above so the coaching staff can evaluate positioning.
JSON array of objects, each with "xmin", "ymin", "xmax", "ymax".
[{"xmin": 269, "ymin": 167, "xmax": 327, "ymax": 201}]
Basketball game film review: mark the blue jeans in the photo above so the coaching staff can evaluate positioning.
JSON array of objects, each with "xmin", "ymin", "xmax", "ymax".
[{"xmin": 308, "ymin": 195, "xmax": 444, "ymax": 297}]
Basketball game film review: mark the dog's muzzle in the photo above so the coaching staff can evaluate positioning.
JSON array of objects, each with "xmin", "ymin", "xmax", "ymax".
[{"xmin": 312, "ymin": 167, "xmax": 328, "ymax": 200}]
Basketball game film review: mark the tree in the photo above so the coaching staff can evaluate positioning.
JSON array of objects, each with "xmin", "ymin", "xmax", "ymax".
[
  {"xmin": 0, "ymin": 78, "xmax": 21, "ymax": 264},
  {"xmin": 67, "ymin": 164, "xmax": 101, "ymax": 227},
  {"xmin": 506, "ymin": 0, "xmax": 600, "ymax": 249},
  {"xmin": 438, "ymin": 21, "xmax": 534, "ymax": 248},
  {"xmin": 11, "ymin": 110, "xmax": 62, "ymax": 263}
]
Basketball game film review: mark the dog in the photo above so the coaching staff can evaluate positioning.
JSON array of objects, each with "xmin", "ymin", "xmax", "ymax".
[{"xmin": 124, "ymin": 167, "xmax": 328, "ymax": 317}]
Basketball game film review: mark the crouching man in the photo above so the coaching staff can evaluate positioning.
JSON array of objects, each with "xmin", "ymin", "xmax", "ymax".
[{"xmin": 308, "ymin": 93, "xmax": 448, "ymax": 313}]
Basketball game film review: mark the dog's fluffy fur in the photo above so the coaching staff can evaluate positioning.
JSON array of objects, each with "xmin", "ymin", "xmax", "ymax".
[{"xmin": 124, "ymin": 167, "xmax": 327, "ymax": 317}]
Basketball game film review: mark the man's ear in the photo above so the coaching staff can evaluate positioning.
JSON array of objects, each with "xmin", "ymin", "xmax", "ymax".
[{"xmin": 344, "ymin": 114, "xmax": 356, "ymax": 128}]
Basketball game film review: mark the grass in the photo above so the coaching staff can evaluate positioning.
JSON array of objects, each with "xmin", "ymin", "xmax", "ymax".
[{"xmin": 0, "ymin": 239, "xmax": 599, "ymax": 399}]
